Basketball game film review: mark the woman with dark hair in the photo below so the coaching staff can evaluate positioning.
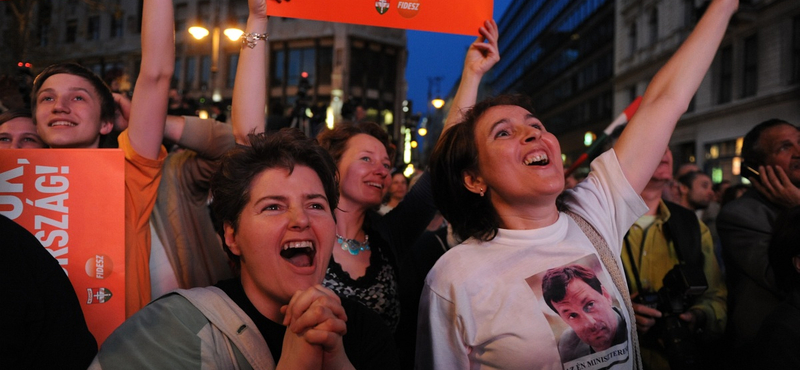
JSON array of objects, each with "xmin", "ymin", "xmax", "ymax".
[
  {"xmin": 92, "ymin": 129, "xmax": 398, "ymax": 369},
  {"xmin": 416, "ymin": 1, "xmax": 738, "ymax": 368},
  {"xmin": 0, "ymin": 108, "xmax": 45, "ymax": 148}
]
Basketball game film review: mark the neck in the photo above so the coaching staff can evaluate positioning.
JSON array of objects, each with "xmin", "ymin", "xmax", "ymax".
[
  {"xmin": 641, "ymin": 181, "xmax": 665, "ymax": 216},
  {"xmin": 493, "ymin": 196, "xmax": 561, "ymax": 230},
  {"xmin": 334, "ymin": 198, "xmax": 368, "ymax": 239},
  {"xmin": 240, "ymin": 276, "xmax": 284, "ymax": 324}
]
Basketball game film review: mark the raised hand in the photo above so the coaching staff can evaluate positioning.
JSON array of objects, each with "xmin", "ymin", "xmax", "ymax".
[
  {"xmin": 752, "ymin": 165, "xmax": 800, "ymax": 208},
  {"xmin": 463, "ymin": 19, "xmax": 500, "ymax": 78}
]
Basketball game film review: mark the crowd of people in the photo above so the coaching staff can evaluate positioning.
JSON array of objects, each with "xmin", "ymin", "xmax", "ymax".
[{"xmin": 3, "ymin": 0, "xmax": 799, "ymax": 368}]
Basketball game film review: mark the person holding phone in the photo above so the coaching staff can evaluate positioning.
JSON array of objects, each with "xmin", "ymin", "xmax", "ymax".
[{"xmin": 717, "ymin": 118, "xmax": 800, "ymax": 367}]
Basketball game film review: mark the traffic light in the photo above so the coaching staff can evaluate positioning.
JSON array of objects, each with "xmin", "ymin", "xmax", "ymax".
[{"xmin": 298, "ymin": 71, "xmax": 311, "ymax": 99}]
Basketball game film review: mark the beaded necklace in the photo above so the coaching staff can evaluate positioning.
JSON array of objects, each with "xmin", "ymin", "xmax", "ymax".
[{"xmin": 336, "ymin": 233, "xmax": 370, "ymax": 256}]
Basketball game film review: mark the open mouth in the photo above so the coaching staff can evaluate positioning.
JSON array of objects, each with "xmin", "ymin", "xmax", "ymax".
[
  {"xmin": 523, "ymin": 152, "xmax": 550, "ymax": 166},
  {"xmin": 280, "ymin": 241, "xmax": 316, "ymax": 267},
  {"xmin": 367, "ymin": 182, "xmax": 384, "ymax": 190},
  {"xmin": 49, "ymin": 120, "xmax": 77, "ymax": 127}
]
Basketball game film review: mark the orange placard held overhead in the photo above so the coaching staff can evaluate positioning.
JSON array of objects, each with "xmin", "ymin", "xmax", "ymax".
[
  {"xmin": 267, "ymin": 0, "xmax": 493, "ymax": 36},
  {"xmin": 0, "ymin": 149, "xmax": 126, "ymax": 346}
]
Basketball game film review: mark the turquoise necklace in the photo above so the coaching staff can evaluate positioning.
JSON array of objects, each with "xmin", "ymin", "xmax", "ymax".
[{"xmin": 337, "ymin": 233, "xmax": 370, "ymax": 256}]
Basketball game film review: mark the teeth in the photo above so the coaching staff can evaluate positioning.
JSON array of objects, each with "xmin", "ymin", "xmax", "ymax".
[
  {"xmin": 50, "ymin": 121, "xmax": 76, "ymax": 127},
  {"xmin": 367, "ymin": 182, "xmax": 383, "ymax": 189},
  {"xmin": 282, "ymin": 241, "xmax": 314, "ymax": 251},
  {"xmin": 524, "ymin": 153, "xmax": 549, "ymax": 166}
]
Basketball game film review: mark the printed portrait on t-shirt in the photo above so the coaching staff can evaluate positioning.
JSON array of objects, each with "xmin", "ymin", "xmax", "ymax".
[{"xmin": 526, "ymin": 255, "xmax": 630, "ymax": 370}]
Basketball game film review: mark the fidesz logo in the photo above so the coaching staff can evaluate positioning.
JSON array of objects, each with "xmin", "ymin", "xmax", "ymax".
[
  {"xmin": 85, "ymin": 254, "xmax": 113, "ymax": 279},
  {"xmin": 397, "ymin": 0, "xmax": 420, "ymax": 18},
  {"xmin": 375, "ymin": 0, "xmax": 390, "ymax": 15},
  {"xmin": 86, "ymin": 287, "xmax": 113, "ymax": 304}
]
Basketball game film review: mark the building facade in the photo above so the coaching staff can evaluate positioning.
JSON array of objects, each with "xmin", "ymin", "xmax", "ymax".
[
  {"xmin": 0, "ymin": 0, "xmax": 408, "ymax": 159},
  {"xmin": 617, "ymin": 0, "xmax": 800, "ymax": 183},
  {"xmin": 485, "ymin": 0, "xmax": 617, "ymax": 162}
]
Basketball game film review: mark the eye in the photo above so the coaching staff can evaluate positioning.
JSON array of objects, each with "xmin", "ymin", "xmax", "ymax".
[
  {"xmin": 309, "ymin": 202, "xmax": 327, "ymax": 210},
  {"xmin": 494, "ymin": 129, "xmax": 510, "ymax": 138},
  {"xmin": 361, "ymin": 156, "xmax": 371, "ymax": 162},
  {"xmin": 583, "ymin": 301, "xmax": 595, "ymax": 313},
  {"xmin": 0, "ymin": 137, "xmax": 10, "ymax": 142},
  {"xmin": 39, "ymin": 95, "xmax": 54, "ymax": 103},
  {"xmin": 383, "ymin": 163, "xmax": 391, "ymax": 170},
  {"xmin": 22, "ymin": 137, "xmax": 40, "ymax": 143},
  {"xmin": 262, "ymin": 204, "xmax": 281, "ymax": 211},
  {"xmin": 74, "ymin": 95, "xmax": 85, "ymax": 101}
]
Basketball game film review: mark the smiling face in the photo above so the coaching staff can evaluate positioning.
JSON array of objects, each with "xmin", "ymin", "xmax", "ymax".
[
  {"xmin": 758, "ymin": 124, "xmax": 800, "ymax": 186},
  {"xmin": 337, "ymin": 133, "xmax": 391, "ymax": 210},
  {"xmin": 469, "ymin": 105, "xmax": 564, "ymax": 219},
  {"xmin": 551, "ymin": 279, "xmax": 619, "ymax": 351},
  {"xmin": 224, "ymin": 165, "xmax": 336, "ymax": 311},
  {"xmin": 0, "ymin": 117, "xmax": 45, "ymax": 149},
  {"xmin": 34, "ymin": 73, "xmax": 113, "ymax": 148}
]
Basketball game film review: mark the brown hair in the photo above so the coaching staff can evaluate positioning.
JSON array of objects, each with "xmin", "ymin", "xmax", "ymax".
[
  {"xmin": 31, "ymin": 63, "xmax": 116, "ymax": 126},
  {"xmin": 316, "ymin": 121, "xmax": 395, "ymax": 165},
  {"xmin": 541, "ymin": 264, "xmax": 603, "ymax": 314},
  {"xmin": 210, "ymin": 128, "xmax": 339, "ymax": 269}
]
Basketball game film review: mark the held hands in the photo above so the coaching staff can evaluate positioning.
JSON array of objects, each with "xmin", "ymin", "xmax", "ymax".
[
  {"xmin": 631, "ymin": 297, "xmax": 662, "ymax": 335},
  {"xmin": 463, "ymin": 19, "xmax": 500, "ymax": 78},
  {"xmin": 751, "ymin": 165, "xmax": 800, "ymax": 208},
  {"xmin": 279, "ymin": 285, "xmax": 354, "ymax": 370}
]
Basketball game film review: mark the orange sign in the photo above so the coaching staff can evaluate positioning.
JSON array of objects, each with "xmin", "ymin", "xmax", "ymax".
[
  {"xmin": 0, "ymin": 149, "xmax": 125, "ymax": 346},
  {"xmin": 267, "ymin": 0, "xmax": 493, "ymax": 36}
]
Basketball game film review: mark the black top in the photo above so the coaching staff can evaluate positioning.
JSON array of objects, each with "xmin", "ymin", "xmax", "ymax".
[
  {"xmin": 0, "ymin": 215, "xmax": 98, "ymax": 370},
  {"xmin": 216, "ymin": 278, "xmax": 400, "ymax": 370},
  {"xmin": 323, "ymin": 172, "xmax": 438, "ymax": 332}
]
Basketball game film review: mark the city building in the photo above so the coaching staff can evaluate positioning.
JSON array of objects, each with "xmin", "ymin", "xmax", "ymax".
[
  {"xmin": 485, "ymin": 0, "xmax": 617, "ymax": 163},
  {"xmin": 618, "ymin": 0, "xmax": 800, "ymax": 183},
  {"xmin": 0, "ymin": 0, "xmax": 408, "ymax": 162}
]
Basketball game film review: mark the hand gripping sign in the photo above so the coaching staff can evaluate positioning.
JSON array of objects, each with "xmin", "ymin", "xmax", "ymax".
[
  {"xmin": 0, "ymin": 149, "xmax": 125, "ymax": 346},
  {"xmin": 267, "ymin": 0, "xmax": 493, "ymax": 36}
]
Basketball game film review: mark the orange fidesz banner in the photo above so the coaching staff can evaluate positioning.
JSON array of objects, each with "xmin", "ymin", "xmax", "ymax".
[
  {"xmin": 267, "ymin": 0, "xmax": 493, "ymax": 36},
  {"xmin": 0, "ymin": 149, "xmax": 125, "ymax": 346}
]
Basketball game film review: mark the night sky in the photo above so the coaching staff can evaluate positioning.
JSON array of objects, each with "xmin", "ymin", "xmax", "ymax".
[{"xmin": 405, "ymin": 0, "xmax": 512, "ymax": 115}]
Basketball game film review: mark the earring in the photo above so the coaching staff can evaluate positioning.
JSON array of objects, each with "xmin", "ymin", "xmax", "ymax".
[{"xmin": 479, "ymin": 188, "xmax": 485, "ymax": 197}]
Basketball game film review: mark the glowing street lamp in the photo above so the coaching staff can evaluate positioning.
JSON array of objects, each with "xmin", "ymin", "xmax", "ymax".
[{"xmin": 431, "ymin": 97, "xmax": 445, "ymax": 109}]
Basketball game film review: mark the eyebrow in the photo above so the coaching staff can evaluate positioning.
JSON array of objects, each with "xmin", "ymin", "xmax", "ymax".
[
  {"xmin": 487, "ymin": 113, "xmax": 538, "ymax": 134},
  {"xmin": 253, "ymin": 193, "xmax": 329, "ymax": 205},
  {"xmin": 37, "ymin": 86, "xmax": 94, "ymax": 97}
]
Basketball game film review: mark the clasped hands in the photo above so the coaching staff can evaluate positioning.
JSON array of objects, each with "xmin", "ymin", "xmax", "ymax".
[{"xmin": 278, "ymin": 285, "xmax": 355, "ymax": 370}]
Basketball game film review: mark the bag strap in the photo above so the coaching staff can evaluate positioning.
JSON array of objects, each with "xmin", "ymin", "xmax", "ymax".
[
  {"xmin": 565, "ymin": 210, "xmax": 643, "ymax": 370},
  {"xmin": 174, "ymin": 286, "xmax": 277, "ymax": 370},
  {"xmin": 662, "ymin": 201, "xmax": 705, "ymax": 272}
]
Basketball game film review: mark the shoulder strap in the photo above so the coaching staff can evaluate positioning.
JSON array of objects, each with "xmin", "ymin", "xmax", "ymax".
[
  {"xmin": 565, "ymin": 211, "xmax": 643, "ymax": 370},
  {"xmin": 662, "ymin": 201, "xmax": 703, "ymax": 268},
  {"xmin": 174, "ymin": 287, "xmax": 276, "ymax": 370}
]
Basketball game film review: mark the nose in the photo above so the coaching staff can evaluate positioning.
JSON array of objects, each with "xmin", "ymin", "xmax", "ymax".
[
  {"xmin": 288, "ymin": 207, "xmax": 310, "ymax": 230},
  {"xmin": 375, "ymin": 163, "xmax": 389, "ymax": 178},
  {"xmin": 583, "ymin": 315, "xmax": 598, "ymax": 330},
  {"xmin": 522, "ymin": 126, "xmax": 541, "ymax": 143},
  {"xmin": 52, "ymin": 97, "xmax": 69, "ymax": 113}
]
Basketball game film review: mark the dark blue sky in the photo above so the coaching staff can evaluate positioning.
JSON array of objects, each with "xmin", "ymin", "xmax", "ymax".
[{"xmin": 405, "ymin": 0, "xmax": 512, "ymax": 115}]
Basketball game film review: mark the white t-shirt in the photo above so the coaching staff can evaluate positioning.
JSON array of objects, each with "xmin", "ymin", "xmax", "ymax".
[{"xmin": 417, "ymin": 150, "xmax": 647, "ymax": 370}]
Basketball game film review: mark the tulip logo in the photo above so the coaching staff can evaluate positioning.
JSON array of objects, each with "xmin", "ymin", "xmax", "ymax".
[{"xmin": 375, "ymin": 0, "xmax": 390, "ymax": 15}]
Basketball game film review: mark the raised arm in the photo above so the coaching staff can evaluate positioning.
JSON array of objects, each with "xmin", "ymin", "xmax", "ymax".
[
  {"xmin": 231, "ymin": 0, "xmax": 270, "ymax": 145},
  {"xmin": 126, "ymin": 0, "xmax": 174, "ymax": 159},
  {"xmin": 443, "ymin": 20, "xmax": 499, "ymax": 132},
  {"xmin": 614, "ymin": 0, "xmax": 737, "ymax": 192}
]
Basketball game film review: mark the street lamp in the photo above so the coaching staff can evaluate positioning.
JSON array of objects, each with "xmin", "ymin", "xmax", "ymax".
[
  {"xmin": 431, "ymin": 97, "xmax": 445, "ymax": 109},
  {"xmin": 188, "ymin": 3, "xmax": 243, "ymax": 102}
]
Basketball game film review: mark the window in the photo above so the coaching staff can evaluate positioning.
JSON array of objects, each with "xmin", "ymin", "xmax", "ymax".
[
  {"xmin": 197, "ymin": 1, "xmax": 211, "ymax": 28},
  {"xmin": 227, "ymin": 53, "xmax": 238, "ymax": 88},
  {"xmin": 287, "ymin": 47, "xmax": 315, "ymax": 86},
  {"xmin": 742, "ymin": 34, "xmax": 757, "ymax": 98},
  {"xmin": 175, "ymin": 3, "xmax": 188, "ymax": 35},
  {"xmin": 173, "ymin": 58, "xmax": 182, "ymax": 87},
  {"xmin": 793, "ymin": 15, "xmax": 800, "ymax": 82},
  {"xmin": 110, "ymin": 14, "xmax": 124, "ymax": 38},
  {"xmin": 66, "ymin": 20, "xmax": 78, "ymax": 44},
  {"xmin": 318, "ymin": 46, "xmax": 333, "ymax": 85},
  {"xmin": 185, "ymin": 57, "xmax": 196, "ymax": 87},
  {"xmin": 87, "ymin": 16, "xmax": 101, "ymax": 41},
  {"xmin": 37, "ymin": 0, "xmax": 52, "ymax": 46},
  {"xmin": 718, "ymin": 45, "xmax": 732, "ymax": 104},
  {"xmin": 200, "ymin": 55, "xmax": 211, "ymax": 89},
  {"xmin": 271, "ymin": 48, "xmax": 285, "ymax": 87},
  {"xmin": 628, "ymin": 22, "xmax": 637, "ymax": 56},
  {"xmin": 649, "ymin": 8, "xmax": 658, "ymax": 46}
]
